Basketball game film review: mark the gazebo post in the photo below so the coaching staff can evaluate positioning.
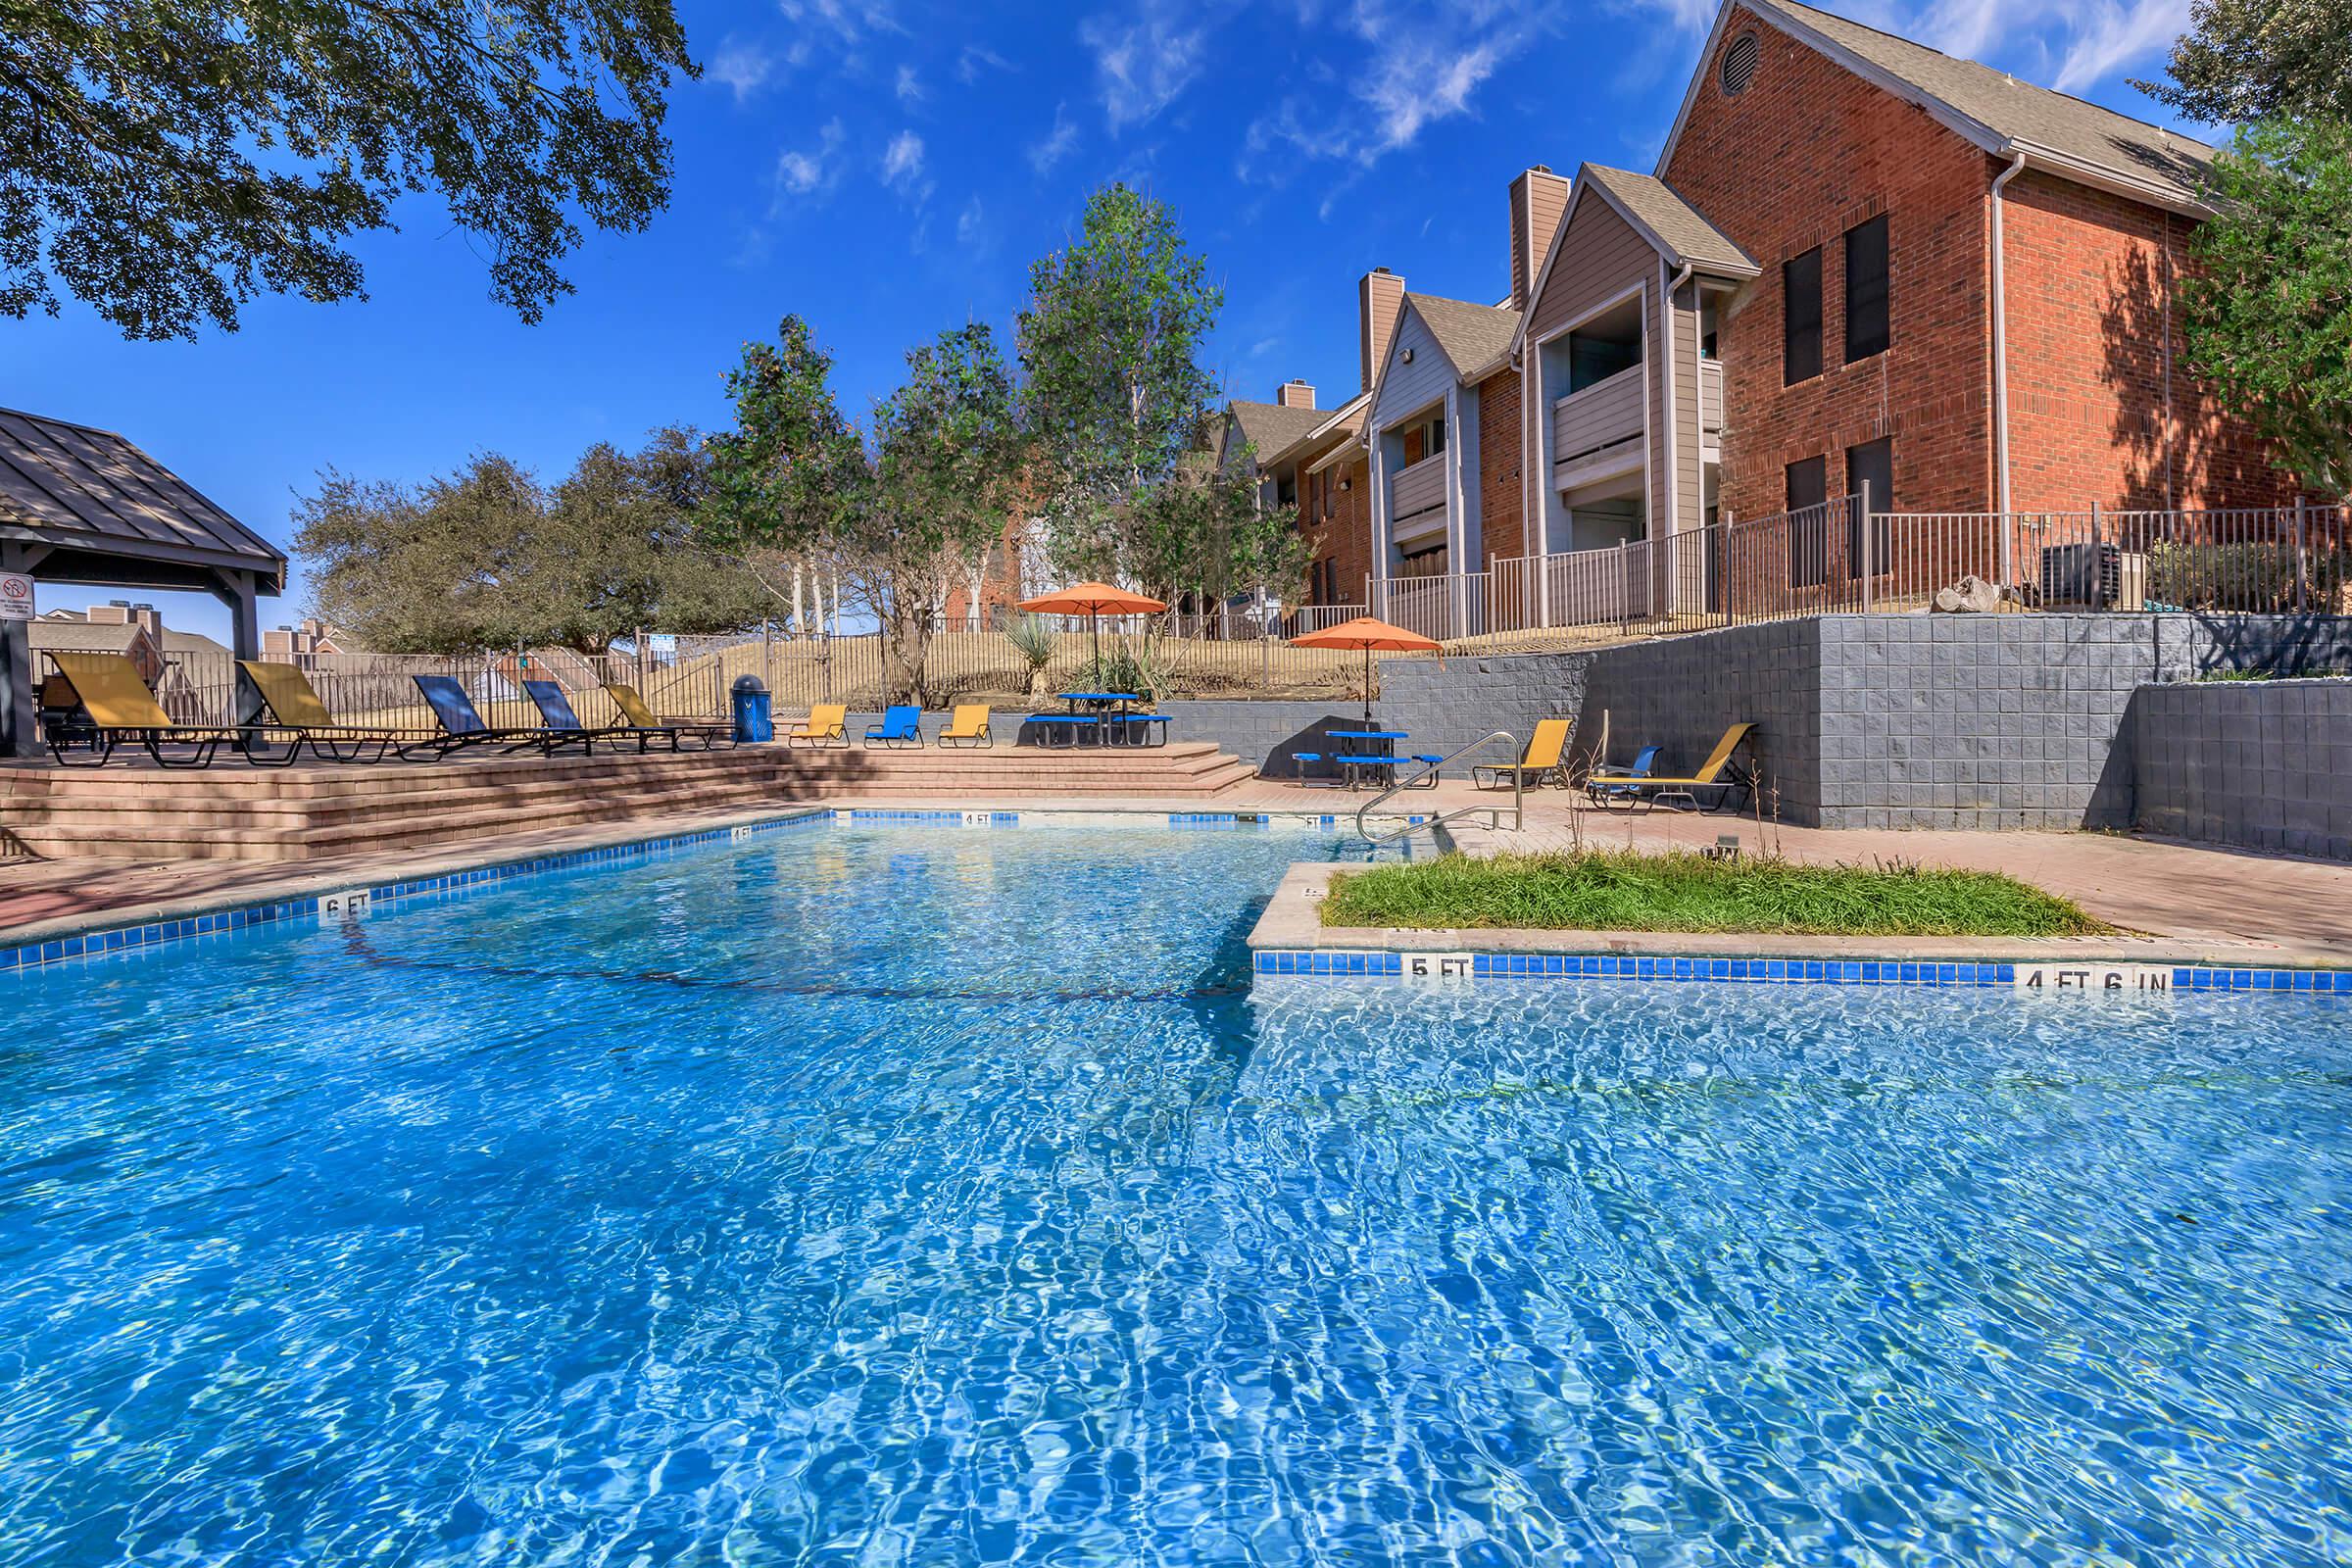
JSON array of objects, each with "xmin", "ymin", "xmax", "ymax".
[
  {"xmin": 0, "ymin": 542, "xmax": 39, "ymax": 759},
  {"xmin": 213, "ymin": 568, "xmax": 267, "ymax": 737}
]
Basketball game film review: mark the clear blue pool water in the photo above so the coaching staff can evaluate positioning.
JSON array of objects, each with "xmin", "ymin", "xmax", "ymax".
[{"xmin": 2, "ymin": 821, "xmax": 2349, "ymax": 1566}]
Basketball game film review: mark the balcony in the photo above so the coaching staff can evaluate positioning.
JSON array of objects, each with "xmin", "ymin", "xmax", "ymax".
[
  {"xmin": 1700, "ymin": 358, "xmax": 1724, "ymax": 444},
  {"xmin": 1390, "ymin": 451, "xmax": 1447, "ymax": 532},
  {"xmin": 1551, "ymin": 364, "xmax": 1644, "ymax": 489}
]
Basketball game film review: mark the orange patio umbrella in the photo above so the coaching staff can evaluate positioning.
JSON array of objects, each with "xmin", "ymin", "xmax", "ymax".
[
  {"xmin": 1016, "ymin": 581, "xmax": 1169, "ymax": 677},
  {"xmin": 1289, "ymin": 614, "xmax": 1442, "ymax": 724}
]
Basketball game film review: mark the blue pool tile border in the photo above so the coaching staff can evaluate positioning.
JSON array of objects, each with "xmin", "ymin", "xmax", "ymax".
[
  {"xmin": 1, "ymin": 808, "xmax": 833, "ymax": 975},
  {"xmin": 1250, "ymin": 948, "xmax": 2347, "ymax": 997}
]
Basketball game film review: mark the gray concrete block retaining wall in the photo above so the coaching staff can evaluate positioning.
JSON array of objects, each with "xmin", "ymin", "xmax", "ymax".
[
  {"xmin": 2132, "ymin": 678, "xmax": 2352, "ymax": 860},
  {"xmin": 838, "ymin": 613, "xmax": 2352, "ymax": 831}
]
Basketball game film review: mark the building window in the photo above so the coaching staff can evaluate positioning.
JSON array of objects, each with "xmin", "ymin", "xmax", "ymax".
[
  {"xmin": 1843, "ymin": 214, "xmax": 1889, "ymax": 363},
  {"xmin": 1275, "ymin": 471, "xmax": 1298, "ymax": 509},
  {"xmin": 1783, "ymin": 247, "xmax": 1822, "ymax": 384},
  {"xmin": 1786, "ymin": 455, "xmax": 1828, "ymax": 587},
  {"xmin": 1845, "ymin": 438, "xmax": 1893, "ymax": 577}
]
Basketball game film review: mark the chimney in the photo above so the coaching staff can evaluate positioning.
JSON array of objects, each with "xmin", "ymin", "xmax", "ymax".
[
  {"xmin": 1358, "ymin": 267, "xmax": 1406, "ymax": 392},
  {"xmin": 1509, "ymin": 166, "xmax": 1573, "ymax": 311},
  {"xmin": 1275, "ymin": 378, "xmax": 1316, "ymax": 410}
]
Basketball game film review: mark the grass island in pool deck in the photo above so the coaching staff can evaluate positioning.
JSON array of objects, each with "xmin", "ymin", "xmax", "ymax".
[{"xmin": 1321, "ymin": 848, "xmax": 2115, "ymax": 939}]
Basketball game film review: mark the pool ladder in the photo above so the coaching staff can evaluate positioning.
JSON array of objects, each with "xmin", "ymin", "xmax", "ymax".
[{"xmin": 1353, "ymin": 730, "xmax": 1524, "ymax": 848}]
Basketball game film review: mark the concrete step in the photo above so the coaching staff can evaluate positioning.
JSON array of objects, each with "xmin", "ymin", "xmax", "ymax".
[{"xmin": 0, "ymin": 743, "xmax": 1264, "ymax": 859}]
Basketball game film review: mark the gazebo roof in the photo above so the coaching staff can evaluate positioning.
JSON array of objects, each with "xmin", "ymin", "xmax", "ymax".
[{"xmin": 0, "ymin": 407, "xmax": 285, "ymax": 589}]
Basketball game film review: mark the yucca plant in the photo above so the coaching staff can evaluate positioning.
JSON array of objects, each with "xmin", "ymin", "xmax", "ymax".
[{"xmin": 1004, "ymin": 613, "xmax": 1058, "ymax": 696}]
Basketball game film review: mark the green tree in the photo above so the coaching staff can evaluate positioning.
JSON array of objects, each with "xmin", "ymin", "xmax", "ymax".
[
  {"xmin": 703, "ymin": 318, "xmax": 1030, "ymax": 703},
  {"xmin": 2136, "ymin": 0, "xmax": 2350, "ymax": 122},
  {"xmin": 2180, "ymin": 118, "xmax": 2352, "ymax": 498},
  {"xmin": 1016, "ymin": 184, "xmax": 1222, "ymax": 574},
  {"xmin": 2, "ymin": 0, "xmax": 696, "ymax": 339},
  {"xmin": 294, "ymin": 427, "xmax": 766, "ymax": 655},
  {"xmin": 1013, "ymin": 183, "xmax": 1304, "ymax": 615},
  {"xmin": 852, "ymin": 323, "xmax": 1028, "ymax": 703}
]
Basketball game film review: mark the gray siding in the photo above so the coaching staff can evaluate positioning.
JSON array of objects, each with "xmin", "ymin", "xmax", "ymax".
[{"xmin": 1368, "ymin": 304, "xmax": 1458, "ymax": 432}]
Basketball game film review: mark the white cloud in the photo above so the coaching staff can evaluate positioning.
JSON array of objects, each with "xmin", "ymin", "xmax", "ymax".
[
  {"xmin": 956, "ymin": 43, "xmax": 1015, "ymax": 82},
  {"xmin": 1029, "ymin": 101, "xmax": 1082, "ymax": 173},
  {"xmin": 956, "ymin": 194, "xmax": 986, "ymax": 246},
  {"xmin": 895, "ymin": 63, "xmax": 924, "ymax": 105},
  {"xmin": 775, "ymin": 118, "xmax": 848, "ymax": 200},
  {"xmin": 777, "ymin": 0, "xmax": 901, "ymax": 40},
  {"xmin": 882, "ymin": 129, "xmax": 926, "ymax": 187},
  {"xmin": 2051, "ymin": 0, "xmax": 2190, "ymax": 93},
  {"xmin": 1079, "ymin": 4, "xmax": 1210, "ymax": 131},
  {"xmin": 707, "ymin": 39, "xmax": 779, "ymax": 102},
  {"xmin": 1356, "ymin": 38, "xmax": 1504, "ymax": 153}
]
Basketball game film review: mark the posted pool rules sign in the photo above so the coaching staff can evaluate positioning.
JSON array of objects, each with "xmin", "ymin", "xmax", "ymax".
[{"xmin": 0, "ymin": 572, "xmax": 31, "ymax": 621}]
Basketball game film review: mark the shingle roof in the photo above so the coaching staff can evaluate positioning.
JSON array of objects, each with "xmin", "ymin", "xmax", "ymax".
[
  {"xmin": 1750, "ymin": 0, "xmax": 2210, "ymax": 204},
  {"xmin": 1581, "ymin": 166, "xmax": 1757, "ymax": 276},
  {"xmin": 27, "ymin": 620, "xmax": 145, "ymax": 655},
  {"xmin": 1410, "ymin": 294, "xmax": 1522, "ymax": 378},
  {"xmin": 0, "ymin": 407, "xmax": 286, "ymax": 579},
  {"xmin": 1267, "ymin": 389, "xmax": 1371, "ymax": 467},
  {"xmin": 1224, "ymin": 400, "xmax": 1332, "ymax": 465}
]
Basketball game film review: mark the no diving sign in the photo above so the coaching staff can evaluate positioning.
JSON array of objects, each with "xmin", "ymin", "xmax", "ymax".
[{"xmin": 0, "ymin": 573, "xmax": 30, "ymax": 622}]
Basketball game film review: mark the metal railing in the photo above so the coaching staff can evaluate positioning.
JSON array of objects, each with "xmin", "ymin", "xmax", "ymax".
[{"xmin": 1354, "ymin": 731, "xmax": 1524, "ymax": 847}]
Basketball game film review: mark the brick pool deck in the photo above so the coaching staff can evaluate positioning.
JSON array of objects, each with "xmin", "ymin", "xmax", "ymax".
[{"xmin": 1, "ymin": 780, "xmax": 2347, "ymax": 965}]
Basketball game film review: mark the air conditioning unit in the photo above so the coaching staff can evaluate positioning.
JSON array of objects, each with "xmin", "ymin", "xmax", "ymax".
[{"xmin": 2038, "ymin": 543, "xmax": 2147, "ymax": 610}]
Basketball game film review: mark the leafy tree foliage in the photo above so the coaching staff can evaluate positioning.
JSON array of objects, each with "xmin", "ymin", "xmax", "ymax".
[
  {"xmin": 2, "ymin": 0, "xmax": 696, "ymax": 339},
  {"xmin": 293, "ymin": 427, "xmax": 766, "ymax": 655},
  {"xmin": 2137, "ymin": 0, "xmax": 2350, "ymax": 123},
  {"xmin": 2180, "ymin": 119, "xmax": 2352, "ymax": 498},
  {"xmin": 703, "ymin": 318, "xmax": 1028, "ymax": 703},
  {"xmin": 1014, "ymin": 183, "xmax": 1303, "ymax": 609}
]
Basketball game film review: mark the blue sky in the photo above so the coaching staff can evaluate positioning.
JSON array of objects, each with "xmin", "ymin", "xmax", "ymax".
[{"xmin": 7, "ymin": 0, "xmax": 2206, "ymax": 640}]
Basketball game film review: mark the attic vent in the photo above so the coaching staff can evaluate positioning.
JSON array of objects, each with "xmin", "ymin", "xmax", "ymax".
[{"xmin": 1720, "ymin": 32, "xmax": 1760, "ymax": 97}]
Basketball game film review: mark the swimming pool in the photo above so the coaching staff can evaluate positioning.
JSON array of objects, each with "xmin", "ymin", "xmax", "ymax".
[{"xmin": 2, "ymin": 821, "xmax": 2347, "ymax": 1565}]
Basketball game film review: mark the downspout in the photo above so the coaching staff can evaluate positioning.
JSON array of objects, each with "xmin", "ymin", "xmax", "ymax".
[{"xmin": 1989, "ymin": 152, "xmax": 2028, "ymax": 522}]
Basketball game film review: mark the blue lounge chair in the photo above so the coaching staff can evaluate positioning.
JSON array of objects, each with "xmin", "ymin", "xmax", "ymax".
[
  {"xmin": 1584, "ymin": 744, "xmax": 1662, "ymax": 807},
  {"xmin": 864, "ymin": 705, "xmax": 924, "ymax": 748},
  {"xmin": 525, "ymin": 679, "xmax": 682, "ymax": 754},
  {"xmin": 405, "ymin": 674, "xmax": 588, "ymax": 760}
]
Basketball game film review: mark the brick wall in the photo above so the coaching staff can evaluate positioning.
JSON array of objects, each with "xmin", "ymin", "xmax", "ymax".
[
  {"xmin": 1303, "ymin": 451, "xmax": 1375, "ymax": 606},
  {"xmin": 2001, "ymin": 172, "xmax": 2295, "ymax": 511},
  {"xmin": 1475, "ymin": 368, "xmax": 1528, "ymax": 564},
  {"xmin": 1667, "ymin": 11, "xmax": 1995, "ymax": 519}
]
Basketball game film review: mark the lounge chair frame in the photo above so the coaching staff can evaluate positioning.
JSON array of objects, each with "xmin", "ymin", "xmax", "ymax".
[
  {"xmin": 787, "ymin": 705, "xmax": 849, "ymax": 749},
  {"xmin": 1472, "ymin": 718, "xmax": 1573, "ymax": 790},
  {"xmin": 604, "ymin": 683, "xmax": 737, "ymax": 751},
  {"xmin": 863, "ymin": 705, "xmax": 925, "ymax": 749},
  {"xmin": 39, "ymin": 653, "xmax": 238, "ymax": 769},
  {"xmin": 399, "ymin": 675, "xmax": 590, "ymax": 761},
  {"xmin": 1587, "ymin": 725, "xmax": 1758, "ymax": 814},
  {"xmin": 938, "ymin": 706, "xmax": 993, "ymax": 748}
]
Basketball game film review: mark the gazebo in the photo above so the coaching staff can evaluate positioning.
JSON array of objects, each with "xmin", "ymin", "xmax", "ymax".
[{"xmin": 0, "ymin": 407, "xmax": 285, "ymax": 759}]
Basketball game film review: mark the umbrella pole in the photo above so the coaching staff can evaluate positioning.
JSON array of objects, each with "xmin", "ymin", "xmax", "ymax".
[{"xmin": 1363, "ymin": 644, "xmax": 1373, "ymax": 725}]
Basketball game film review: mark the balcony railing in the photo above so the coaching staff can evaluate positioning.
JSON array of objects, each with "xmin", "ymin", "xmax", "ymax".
[
  {"xmin": 1699, "ymin": 358, "xmax": 1723, "ymax": 438},
  {"xmin": 1390, "ymin": 450, "xmax": 1447, "ymax": 524},
  {"xmin": 1552, "ymin": 365, "xmax": 1644, "ymax": 477}
]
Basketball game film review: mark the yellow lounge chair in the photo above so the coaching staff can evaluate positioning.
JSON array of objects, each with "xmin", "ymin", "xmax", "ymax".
[
  {"xmin": 1587, "ymin": 722, "xmax": 1757, "ymax": 813},
  {"xmin": 237, "ymin": 660, "xmax": 421, "ymax": 763},
  {"xmin": 41, "ymin": 652, "xmax": 238, "ymax": 768},
  {"xmin": 604, "ymin": 682, "xmax": 738, "ymax": 750},
  {"xmin": 939, "ymin": 704, "xmax": 992, "ymax": 748},
  {"xmin": 1471, "ymin": 717, "xmax": 1573, "ymax": 790},
  {"xmin": 786, "ymin": 703, "xmax": 848, "ymax": 748}
]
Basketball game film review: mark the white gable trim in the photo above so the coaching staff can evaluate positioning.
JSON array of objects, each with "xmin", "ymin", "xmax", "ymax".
[{"xmin": 1363, "ymin": 297, "xmax": 1464, "ymax": 434}]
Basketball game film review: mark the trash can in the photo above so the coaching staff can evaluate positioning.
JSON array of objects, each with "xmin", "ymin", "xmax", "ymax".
[{"xmin": 730, "ymin": 675, "xmax": 772, "ymax": 744}]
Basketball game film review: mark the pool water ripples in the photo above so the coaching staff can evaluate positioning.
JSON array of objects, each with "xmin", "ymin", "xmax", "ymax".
[{"xmin": 0, "ymin": 824, "xmax": 2346, "ymax": 1565}]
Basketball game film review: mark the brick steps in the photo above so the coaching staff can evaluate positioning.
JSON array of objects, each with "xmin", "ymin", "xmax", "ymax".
[{"xmin": 0, "ymin": 743, "xmax": 1262, "ymax": 860}]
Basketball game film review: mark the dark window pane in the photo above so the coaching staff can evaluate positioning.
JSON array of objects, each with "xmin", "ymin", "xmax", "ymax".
[
  {"xmin": 1844, "ymin": 215, "xmax": 1889, "ymax": 362},
  {"xmin": 1845, "ymin": 437, "xmax": 1894, "ymax": 578},
  {"xmin": 1784, "ymin": 247, "xmax": 1823, "ymax": 385},
  {"xmin": 1787, "ymin": 456, "xmax": 1828, "ymax": 587}
]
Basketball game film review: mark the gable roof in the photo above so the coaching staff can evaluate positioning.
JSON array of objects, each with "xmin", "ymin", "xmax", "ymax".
[
  {"xmin": 1266, "ymin": 388, "xmax": 1371, "ymax": 468},
  {"xmin": 1223, "ymin": 399, "xmax": 1331, "ymax": 466},
  {"xmin": 1663, "ymin": 0, "xmax": 2210, "ymax": 213},
  {"xmin": 1580, "ymin": 166, "xmax": 1757, "ymax": 277},
  {"xmin": 1409, "ymin": 293, "xmax": 1522, "ymax": 380},
  {"xmin": 26, "ymin": 619, "xmax": 148, "ymax": 656},
  {"xmin": 0, "ymin": 407, "xmax": 287, "ymax": 583}
]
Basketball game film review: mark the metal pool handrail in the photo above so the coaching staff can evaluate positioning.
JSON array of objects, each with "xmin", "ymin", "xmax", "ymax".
[{"xmin": 1354, "ymin": 730, "xmax": 1523, "ymax": 847}]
